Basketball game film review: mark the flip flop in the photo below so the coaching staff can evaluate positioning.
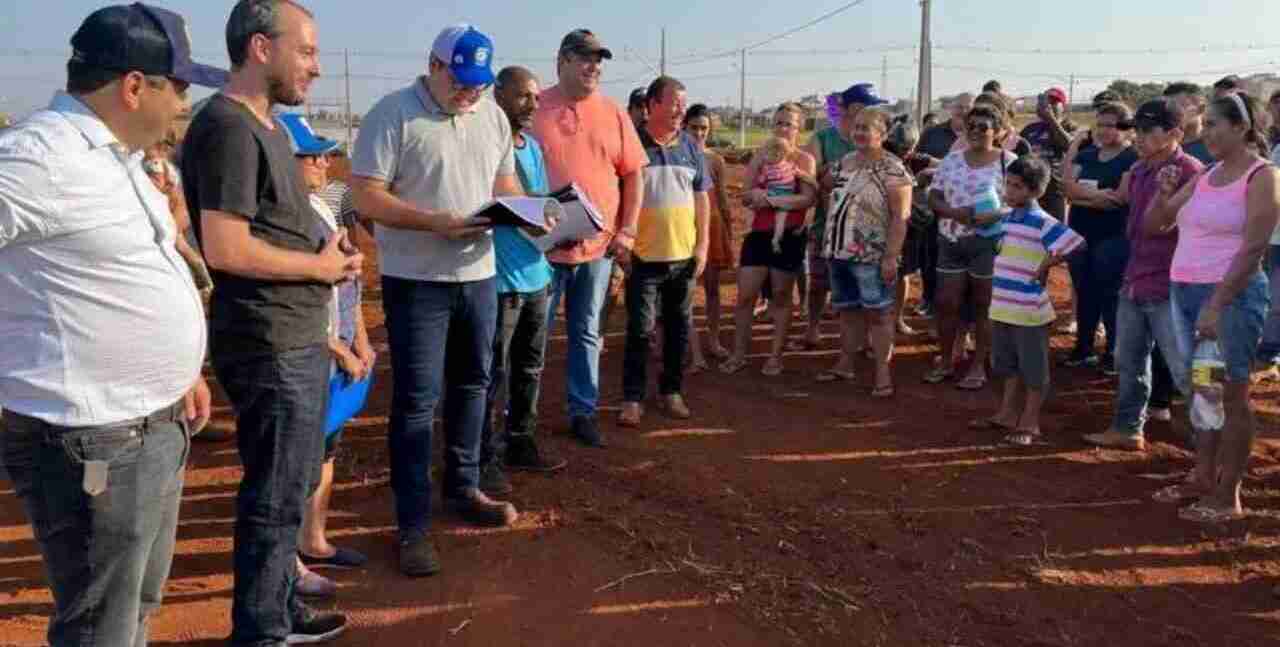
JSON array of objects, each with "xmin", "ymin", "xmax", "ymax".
[
  {"xmin": 688, "ymin": 359, "xmax": 709, "ymax": 375},
  {"xmin": 706, "ymin": 345, "xmax": 731, "ymax": 361},
  {"xmin": 786, "ymin": 339, "xmax": 820, "ymax": 352},
  {"xmin": 1152, "ymin": 483, "xmax": 1205, "ymax": 504},
  {"xmin": 816, "ymin": 369, "xmax": 856, "ymax": 383},
  {"xmin": 871, "ymin": 383, "xmax": 895, "ymax": 399},
  {"xmin": 761, "ymin": 359, "xmax": 784, "ymax": 377},
  {"xmin": 968, "ymin": 418, "xmax": 1013, "ymax": 431},
  {"xmin": 956, "ymin": 375, "xmax": 988, "ymax": 391},
  {"xmin": 922, "ymin": 366, "xmax": 954, "ymax": 384},
  {"xmin": 1178, "ymin": 502, "xmax": 1245, "ymax": 524},
  {"xmin": 1001, "ymin": 429, "xmax": 1046, "ymax": 447},
  {"xmin": 299, "ymin": 546, "xmax": 368, "ymax": 569},
  {"xmin": 719, "ymin": 358, "xmax": 749, "ymax": 375}
]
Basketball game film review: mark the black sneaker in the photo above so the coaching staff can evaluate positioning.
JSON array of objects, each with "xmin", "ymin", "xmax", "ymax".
[
  {"xmin": 445, "ymin": 487, "xmax": 519, "ymax": 527},
  {"xmin": 506, "ymin": 436, "xmax": 568, "ymax": 473},
  {"xmin": 286, "ymin": 604, "xmax": 347, "ymax": 644},
  {"xmin": 398, "ymin": 532, "xmax": 441, "ymax": 578},
  {"xmin": 1062, "ymin": 351, "xmax": 1097, "ymax": 368},
  {"xmin": 479, "ymin": 461, "xmax": 513, "ymax": 496},
  {"xmin": 1100, "ymin": 354, "xmax": 1118, "ymax": 376},
  {"xmin": 570, "ymin": 415, "xmax": 606, "ymax": 448}
]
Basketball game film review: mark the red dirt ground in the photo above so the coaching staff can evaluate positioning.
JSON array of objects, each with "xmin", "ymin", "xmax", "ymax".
[{"xmin": 2, "ymin": 163, "xmax": 1279, "ymax": 646}]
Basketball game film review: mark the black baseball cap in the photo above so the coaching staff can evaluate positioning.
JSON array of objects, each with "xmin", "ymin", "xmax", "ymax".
[
  {"xmin": 1129, "ymin": 98, "xmax": 1184, "ymax": 131},
  {"xmin": 628, "ymin": 87, "xmax": 647, "ymax": 109},
  {"xmin": 70, "ymin": 3, "xmax": 228, "ymax": 88},
  {"xmin": 559, "ymin": 29, "xmax": 613, "ymax": 60}
]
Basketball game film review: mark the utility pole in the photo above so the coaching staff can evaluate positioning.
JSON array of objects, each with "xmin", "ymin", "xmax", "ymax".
[
  {"xmin": 660, "ymin": 28, "xmax": 667, "ymax": 76},
  {"xmin": 738, "ymin": 48, "xmax": 747, "ymax": 148},
  {"xmin": 914, "ymin": 0, "xmax": 932, "ymax": 127},
  {"xmin": 1068, "ymin": 74, "xmax": 1077, "ymax": 110},
  {"xmin": 344, "ymin": 48, "xmax": 353, "ymax": 148},
  {"xmin": 881, "ymin": 55, "xmax": 889, "ymax": 98}
]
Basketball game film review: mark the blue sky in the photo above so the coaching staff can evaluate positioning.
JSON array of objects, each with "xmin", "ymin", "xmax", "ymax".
[{"xmin": 2, "ymin": 0, "xmax": 1279, "ymax": 118}]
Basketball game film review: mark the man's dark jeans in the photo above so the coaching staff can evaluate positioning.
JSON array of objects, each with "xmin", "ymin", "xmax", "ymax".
[
  {"xmin": 382, "ymin": 276, "xmax": 497, "ymax": 537},
  {"xmin": 1, "ymin": 405, "xmax": 190, "ymax": 647},
  {"xmin": 623, "ymin": 258, "xmax": 695, "ymax": 402},
  {"xmin": 213, "ymin": 344, "xmax": 329, "ymax": 646},
  {"xmin": 481, "ymin": 287, "xmax": 549, "ymax": 465},
  {"xmin": 1069, "ymin": 235, "xmax": 1129, "ymax": 357}
]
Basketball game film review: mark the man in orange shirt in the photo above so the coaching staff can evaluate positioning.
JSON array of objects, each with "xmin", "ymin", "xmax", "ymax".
[{"xmin": 532, "ymin": 29, "xmax": 647, "ymax": 448}]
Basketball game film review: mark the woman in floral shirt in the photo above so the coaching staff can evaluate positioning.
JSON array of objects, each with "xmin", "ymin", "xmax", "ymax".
[{"xmin": 820, "ymin": 108, "xmax": 913, "ymax": 396}]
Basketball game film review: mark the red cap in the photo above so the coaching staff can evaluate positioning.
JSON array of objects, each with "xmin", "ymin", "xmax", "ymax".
[{"xmin": 1045, "ymin": 87, "xmax": 1068, "ymax": 105}]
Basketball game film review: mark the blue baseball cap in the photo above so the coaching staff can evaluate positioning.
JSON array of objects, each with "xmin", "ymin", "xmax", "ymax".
[
  {"xmin": 840, "ymin": 83, "xmax": 889, "ymax": 108},
  {"xmin": 70, "ymin": 3, "xmax": 228, "ymax": 88},
  {"xmin": 431, "ymin": 24, "xmax": 495, "ymax": 87},
  {"xmin": 277, "ymin": 113, "xmax": 340, "ymax": 156}
]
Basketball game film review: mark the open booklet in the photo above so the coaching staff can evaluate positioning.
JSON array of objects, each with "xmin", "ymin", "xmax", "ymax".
[{"xmin": 471, "ymin": 183, "xmax": 608, "ymax": 252}]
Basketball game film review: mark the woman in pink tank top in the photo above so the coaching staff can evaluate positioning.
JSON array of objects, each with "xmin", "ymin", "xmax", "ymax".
[{"xmin": 1146, "ymin": 91, "xmax": 1280, "ymax": 524}]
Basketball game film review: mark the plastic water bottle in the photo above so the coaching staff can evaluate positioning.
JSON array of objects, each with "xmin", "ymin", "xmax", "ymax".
[
  {"xmin": 972, "ymin": 185, "xmax": 1005, "ymax": 236},
  {"xmin": 1190, "ymin": 339, "xmax": 1226, "ymax": 432}
]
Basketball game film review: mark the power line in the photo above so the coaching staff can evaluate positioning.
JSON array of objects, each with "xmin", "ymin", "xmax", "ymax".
[{"xmin": 667, "ymin": 0, "xmax": 875, "ymax": 65}]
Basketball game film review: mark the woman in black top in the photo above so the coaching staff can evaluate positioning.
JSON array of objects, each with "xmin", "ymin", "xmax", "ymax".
[{"xmin": 1062, "ymin": 102, "xmax": 1140, "ymax": 370}]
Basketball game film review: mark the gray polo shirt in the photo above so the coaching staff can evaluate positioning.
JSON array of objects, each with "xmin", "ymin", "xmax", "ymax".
[{"xmin": 353, "ymin": 78, "xmax": 515, "ymax": 282}]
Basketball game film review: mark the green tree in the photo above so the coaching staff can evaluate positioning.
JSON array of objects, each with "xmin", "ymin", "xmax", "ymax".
[{"xmin": 1105, "ymin": 80, "xmax": 1168, "ymax": 107}]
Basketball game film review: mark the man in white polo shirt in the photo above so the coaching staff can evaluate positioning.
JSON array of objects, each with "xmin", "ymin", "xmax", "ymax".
[
  {"xmin": 351, "ymin": 24, "xmax": 522, "ymax": 578},
  {"xmin": 0, "ymin": 5, "xmax": 219, "ymax": 645}
]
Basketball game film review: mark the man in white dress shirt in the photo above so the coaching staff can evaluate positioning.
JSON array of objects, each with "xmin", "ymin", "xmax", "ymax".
[{"xmin": 0, "ymin": 4, "xmax": 221, "ymax": 646}]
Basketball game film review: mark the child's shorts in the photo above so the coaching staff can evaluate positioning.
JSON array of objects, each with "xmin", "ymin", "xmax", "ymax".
[{"xmin": 991, "ymin": 321, "xmax": 1051, "ymax": 390}]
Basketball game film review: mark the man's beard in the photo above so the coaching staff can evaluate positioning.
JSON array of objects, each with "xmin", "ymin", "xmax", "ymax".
[{"xmin": 268, "ymin": 74, "xmax": 305, "ymax": 107}]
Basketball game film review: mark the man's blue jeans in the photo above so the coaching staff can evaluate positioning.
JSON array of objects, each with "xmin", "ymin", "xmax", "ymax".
[
  {"xmin": 1, "ymin": 406, "xmax": 190, "ymax": 647},
  {"xmin": 214, "ymin": 344, "xmax": 330, "ymax": 646},
  {"xmin": 383, "ymin": 276, "xmax": 497, "ymax": 537},
  {"xmin": 1112, "ymin": 295, "xmax": 1189, "ymax": 437},
  {"xmin": 546, "ymin": 257, "xmax": 614, "ymax": 419}
]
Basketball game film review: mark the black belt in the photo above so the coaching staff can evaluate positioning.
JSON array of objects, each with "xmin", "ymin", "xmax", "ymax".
[{"xmin": 2, "ymin": 400, "xmax": 186, "ymax": 434}]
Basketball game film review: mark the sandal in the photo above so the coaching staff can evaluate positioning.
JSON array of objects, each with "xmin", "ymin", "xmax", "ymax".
[
  {"xmin": 719, "ymin": 357, "xmax": 749, "ymax": 375},
  {"xmin": 761, "ymin": 358, "xmax": 784, "ymax": 377},
  {"xmin": 871, "ymin": 383, "xmax": 895, "ymax": 399},
  {"xmin": 786, "ymin": 338, "xmax": 820, "ymax": 352},
  {"xmin": 688, "ymin": 358, "xmax": 709, "ymax": 375},
  {"xmin": 1001, "ymin": 429, "xmax": 1045, "ymax": 447},
  {"xmin": 956, "ymin": 374, "xmax": 988, "ymax": 391},
  {"xmin": 968, "ymin": 417, "xmax": 1013, "ymax": 431},
  {"xmin": 1178, "ymin": 501, "xmax": 1245, "ymax": 524},
  {"xmin": 816, "ymin": 369, "xmax": 856, "ymax": 383},
  {"xmin": 706, "ymin": 344, "xmax": 730, "ymax": 361},
  {"xmin": 922, "ymin": 366, "xmax": 954, "ymax": 384},
  {"xmin": 1152, "ymin": 483, "xmax": 1206, "ymax": 504}
]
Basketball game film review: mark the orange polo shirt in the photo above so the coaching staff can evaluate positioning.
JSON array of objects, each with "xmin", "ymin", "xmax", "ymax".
[{"xmin": 531, "ymin": 85, "xmax": 648, "ymax": 264}]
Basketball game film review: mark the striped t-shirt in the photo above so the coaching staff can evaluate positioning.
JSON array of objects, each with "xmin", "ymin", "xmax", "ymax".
[
  {"xmin": 635, "ymin": 129, "xmax": 712, "ymax": 262},
  {"xmin": 990, "ymin": 206, "xmax": 1084, "ymax": 327}
]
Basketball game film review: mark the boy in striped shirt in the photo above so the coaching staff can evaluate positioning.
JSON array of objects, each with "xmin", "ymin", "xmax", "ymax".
[{"xmin": 981, "ymin": 156, "xmax": 1085, "ymax": 446}]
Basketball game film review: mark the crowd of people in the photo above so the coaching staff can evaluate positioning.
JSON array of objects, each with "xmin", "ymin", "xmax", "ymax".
[{"xmin": 1, "ymin": 1, "xmax": 1279, "ymax": 645}]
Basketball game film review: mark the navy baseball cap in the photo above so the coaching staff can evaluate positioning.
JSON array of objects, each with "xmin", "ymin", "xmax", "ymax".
[
  {"xmin": 840, "ymin": 83, "xmax": 889, "ymax": 107},
  {"xmin": 278, "ymin": 113, "xmax": 340, "ymax": 156},
  {"xmin": 431, "ymin": 24, "xmax": 495, "ymax": 87},
  {"xmin": 1130, "ymin": 98, "xmax": 1185, "ymax": 131},
  {"xmin": 70, "ymin": 3, "xmax": 228, "ymax": 88}
]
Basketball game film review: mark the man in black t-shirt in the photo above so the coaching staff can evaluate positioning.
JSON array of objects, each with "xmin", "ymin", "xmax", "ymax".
[{"xmin": 181, "ymin": 2, "xmax": 359, "ymax": 644}]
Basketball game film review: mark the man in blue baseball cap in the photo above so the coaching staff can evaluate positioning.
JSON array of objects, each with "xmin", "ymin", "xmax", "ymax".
[
  {"xmin": 0, "ymin": 5, "xmax": 224, "ymax": 646},
  {"xmin": 352, "ymin": 22, "xmax": 523, "ymax": 578},
  {"xmin": 427, "ymin": 23, "xmax": 497, "ymax": 113}
]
